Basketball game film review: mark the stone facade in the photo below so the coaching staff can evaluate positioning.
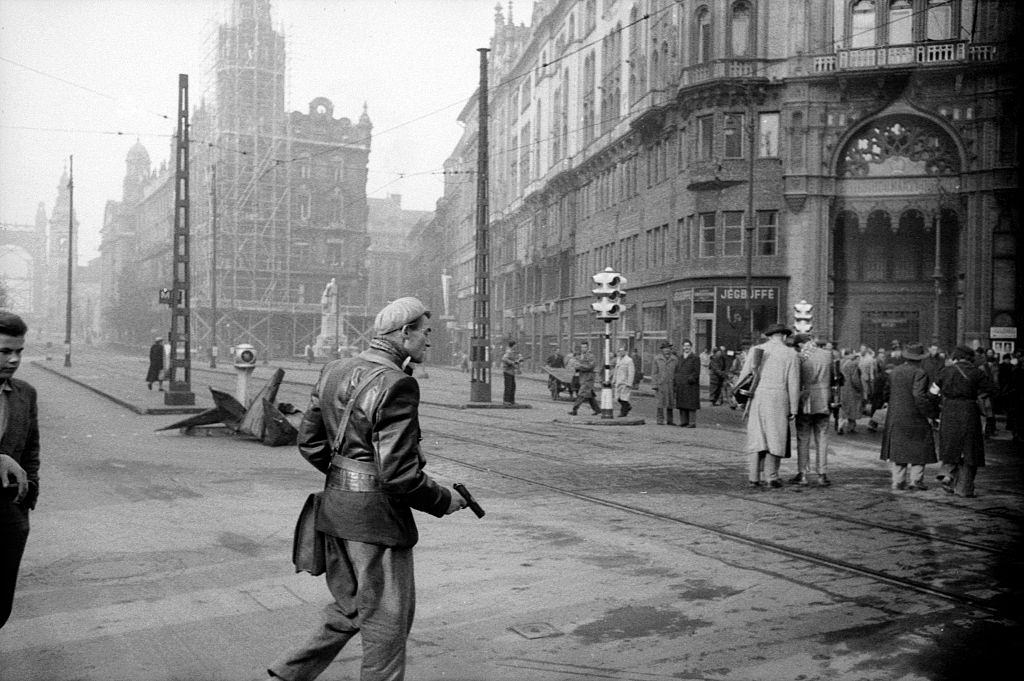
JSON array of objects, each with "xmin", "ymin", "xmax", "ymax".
[{"xmin": 413, "ymin": 0, "xmax": 1021, "ymax": 373}]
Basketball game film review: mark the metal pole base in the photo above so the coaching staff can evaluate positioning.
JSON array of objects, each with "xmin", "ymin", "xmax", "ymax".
[{"xmin": 164, "ymin": 383, "xmax": 196, "ymax": 406}]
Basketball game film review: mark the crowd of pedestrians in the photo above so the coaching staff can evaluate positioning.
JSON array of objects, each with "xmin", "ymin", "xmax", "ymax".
[{"xmin": 533, "ymin": 326, "xmax": 1017, "ymax": 498}]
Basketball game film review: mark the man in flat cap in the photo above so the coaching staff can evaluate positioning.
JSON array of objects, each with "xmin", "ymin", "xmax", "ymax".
[{"xmin": 269, "ymin": 296, "xmax": 466, "ymax": 681}]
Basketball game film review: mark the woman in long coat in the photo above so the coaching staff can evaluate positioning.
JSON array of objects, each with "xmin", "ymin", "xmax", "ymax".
[
  {"xmin": 880, "ymin": 344, "xmax": 938, "ymax": 490},
  {"xmin": 146, "ymin": 337, "xmax": 165, "ymax": 391},
  {"xmin": 673, "ymin": 340, "xmax": 701, "ymax": 427},
  {"xmin": 838, "ymin": 351, "xmax": 863, "ymax": 433},
  {"xmin": 935, "ymin": 346, "xmax": 994, "ymax": 497},
  {"xmin": 650, "ymin": 342, "xmax": 677, "ymax": 425},
  {"xmin": 737, "ymin": 324, "xmax": 800, "ymax": 487}
]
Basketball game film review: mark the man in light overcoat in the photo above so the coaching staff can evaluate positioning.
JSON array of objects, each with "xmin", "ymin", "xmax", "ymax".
[{"xmin": 737, "ymin": 323, "xmax": 800, "ymax": 487}]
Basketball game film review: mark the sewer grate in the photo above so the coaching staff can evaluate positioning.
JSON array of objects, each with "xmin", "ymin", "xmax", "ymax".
[{"xmin": 509, "ymin": 622, "xmax": 562, "ymax": 639}]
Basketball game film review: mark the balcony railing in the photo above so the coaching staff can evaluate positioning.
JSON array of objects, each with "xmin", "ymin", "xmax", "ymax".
[
  {"xmin": 678, "ymin": 59, "xmax": 766, "ymax": 87},
  {"xmin": 813, "ymin": 39, "xmax": 998, "ymax": 73}
]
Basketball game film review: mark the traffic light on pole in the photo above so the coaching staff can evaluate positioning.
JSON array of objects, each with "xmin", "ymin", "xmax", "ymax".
[
  {"xmin": 591, "ymin": 267, "xmax": 626, "ymax": 320},
  {"xmin": 793, "ymin": 300, "xmax": 813, "ymax": 333}
]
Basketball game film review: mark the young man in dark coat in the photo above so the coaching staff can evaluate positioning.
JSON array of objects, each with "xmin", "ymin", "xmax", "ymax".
[
  {"xmin": 0, "ymin": 312, "xmax": 40, "ymax": 629},
  {"xmin": 880, "ymin": 343, "xmax": 938, "ymax": 490},
  {"xmin": 268, "ymin": 297, "xmax": 466, "ymax": 681},
  {"xmin": 673, "ymin": 340, "xmax": 701, "ymax": 427}
]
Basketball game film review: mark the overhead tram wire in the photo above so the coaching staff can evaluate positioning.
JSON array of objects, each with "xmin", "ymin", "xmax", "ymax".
[{"xmin": 2, "ymin": 0, "xmax": 971, "ymax": 211}]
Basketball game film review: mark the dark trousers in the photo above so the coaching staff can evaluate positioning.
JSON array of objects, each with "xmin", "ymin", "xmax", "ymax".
[
  {"xmin": 709, "ymin": 378, "xmax": 724, "ymax": 404},
  {"xmin": 503, "ymin": 373, "xmax": 516, "ymax": 404},
  {"xmin": 678, "ymin": 409, "xmax": 696, "ymax": 426},
  {"xmin": 571, "ymin": 393, "xmax": 600, "ymax": 414},
  {"xmin": 269, "ymin": 536, "xmax": 415, "ymax": 681},
  {"xmin": 0, "ymin": 510, "xmax": 29, "ymax": 629}
]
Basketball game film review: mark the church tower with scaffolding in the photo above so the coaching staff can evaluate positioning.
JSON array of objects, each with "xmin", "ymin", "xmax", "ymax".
[{"xmin": 190, "ymin": 0, "xmax": 372, "ymax": 358}]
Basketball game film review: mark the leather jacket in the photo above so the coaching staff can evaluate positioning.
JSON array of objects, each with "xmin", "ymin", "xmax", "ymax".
[{"xmin": 298, "ymin": 348, "xmax": 451, "ymax": 548}]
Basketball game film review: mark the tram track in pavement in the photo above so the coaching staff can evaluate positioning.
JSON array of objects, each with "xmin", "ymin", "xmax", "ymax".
[
  {"xmin": 427, "ymin": 427, "xmax": 1021, "ymax": 619},
  {"xmin": 417, "ymin": 405, "xmax": 1024, "ymax": 618},
  {"xmin": 422, "ymin": 406, "xmax": 1024, "ymax": 533},
  {"xmin": 187, "ymin": 365, "xmax": 1023, "ymax": 616}
]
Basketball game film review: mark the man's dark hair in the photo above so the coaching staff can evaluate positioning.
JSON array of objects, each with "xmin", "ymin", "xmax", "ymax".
[
  {"xmin": 0, "ymin": 311, "xmax": 28, "ymax": 337},
  {"xmin": 507, "ymin": 340, "xmax": 516, "ymax": 348}
]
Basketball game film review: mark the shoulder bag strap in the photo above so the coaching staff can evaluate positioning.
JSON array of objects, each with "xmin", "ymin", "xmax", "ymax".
[{"xmin": 325, "ymin": 364, "xmax": 389, "ymax": 464}]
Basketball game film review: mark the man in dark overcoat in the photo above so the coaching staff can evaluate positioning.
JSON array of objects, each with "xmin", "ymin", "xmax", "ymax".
[
  {"xmin": 934, "ymin": 346, "xmax": 994, "ymax": 497},
  {"xmin": 0, "ymin": 311, "xmax": 40, "ymax": 629},
  {"xmin": 673, "ymin": 340, "xmax": 701, "ymax": 427},
  {"xmin": 880, "ymin": 343, "xmax": 938, "ymax": 490}
]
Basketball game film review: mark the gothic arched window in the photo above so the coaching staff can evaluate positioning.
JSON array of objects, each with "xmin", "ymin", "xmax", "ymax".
[
  {"xmin": 730, "ymin": 1, "xmax": 751, "ymax": 57},
  {"xmin": 837, "ymin": 115, "xmax": 960, "ymax": 177},
  {"xmin": 695, "ymin": 6, "xmax": 712, "ymax": 64},
  {"xmin": 850, "ymin": 0, "xmax": 877, "ymax": 48}
]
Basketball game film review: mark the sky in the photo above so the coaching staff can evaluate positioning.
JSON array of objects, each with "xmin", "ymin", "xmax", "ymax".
[{"xmin": 0, "ymin": 0, "xmax": 509, "ymax": 264}]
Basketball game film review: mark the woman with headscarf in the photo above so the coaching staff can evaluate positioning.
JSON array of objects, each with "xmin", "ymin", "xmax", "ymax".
[{"xmin": 934, "ymin": 346, "xmax": 995, "ymax": 497}]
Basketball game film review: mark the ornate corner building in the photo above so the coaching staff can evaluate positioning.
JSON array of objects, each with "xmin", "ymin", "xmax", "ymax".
[{"xmin": 416, "ymin": 0, "xmax": 1021, "ymax": 369}]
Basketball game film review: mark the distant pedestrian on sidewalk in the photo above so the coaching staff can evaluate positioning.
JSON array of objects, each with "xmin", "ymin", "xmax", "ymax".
[
  {"xmin": 146, "ymin": 337, "xmax": 165, "ymax": 391},
  {"xmin": 501, "ymin": 340, "xmax": 522, "ymax": 406},
  {"xmin": 880, "ymin": 343, "xmax": 938, "ymax": 491},
  {"xmin": 792, "ymin": 334, "xmax": 835, "ymax": 487},
  {"xmin": 708, "ymin": 346, "xmax": 728, "ymax": 406},
  {"xmin": 650, "ymin": 341, "xmax": 677, "ymax": 424},
  {"xmin": 612, "ymin": 346, "xmax": 635, "ymax": 417},
  {"xmin": 630, "ymin": 347, "xmax": 643, "ymax": 390},
  {"xmin": 738, "ymin": 323, "xmax": 799, "ymax": 488},
  {"xmin": 673, "ymin": 340, "xmax": 700, "ymax": 427},
  {"xmin": 268, "ymin": 296, "xmax": 466, "ymax": 681},
  {"xmin": 0, "ymin": 311, "xmax": 40, "ymax": 629}
]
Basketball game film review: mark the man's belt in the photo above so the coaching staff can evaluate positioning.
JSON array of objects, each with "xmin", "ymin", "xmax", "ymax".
[{"xmin": 327, "ymin": 458, "xmax": 381, "ymax": 492}]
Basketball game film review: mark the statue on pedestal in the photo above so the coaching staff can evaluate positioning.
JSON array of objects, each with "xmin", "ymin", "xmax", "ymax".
[{"xmin": 321, "ymin": 278, "xmax": 337, "ymax": 316}]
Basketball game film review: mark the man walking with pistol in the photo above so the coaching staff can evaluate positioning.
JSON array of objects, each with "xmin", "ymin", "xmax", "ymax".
[{"xmin": 268, "ymin": 297, "xmax": 466, "ymax": 681}]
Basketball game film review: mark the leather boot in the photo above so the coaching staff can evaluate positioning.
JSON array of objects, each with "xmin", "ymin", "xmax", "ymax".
[{"xmin": 656, "ymin": 408, "xmax": 664, "ymax": 425}]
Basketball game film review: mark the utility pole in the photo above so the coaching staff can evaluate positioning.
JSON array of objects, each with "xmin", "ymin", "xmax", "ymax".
[
  {"xmin": 744, "ymin": 88, "xmax": 757, "ymax": 343},
  {"xmin": 209, "ymin": 163, "xmax": 218, "ymax": 368},
  {"xmin": 165, "ymin": 73, "xmax": 195, "ymax": 405},
  {"xmin": 470, "ymin": 47, "xmax": 492, "ymax": 403},
  {"xmin": 64, "ymin": 155, "xmax": 74, "ymax": 368}
]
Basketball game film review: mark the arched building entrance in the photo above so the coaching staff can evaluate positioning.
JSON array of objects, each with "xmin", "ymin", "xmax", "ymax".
[{"xmin": 831, "ymin": 110, "xmax": 963, "ymax": 351}]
